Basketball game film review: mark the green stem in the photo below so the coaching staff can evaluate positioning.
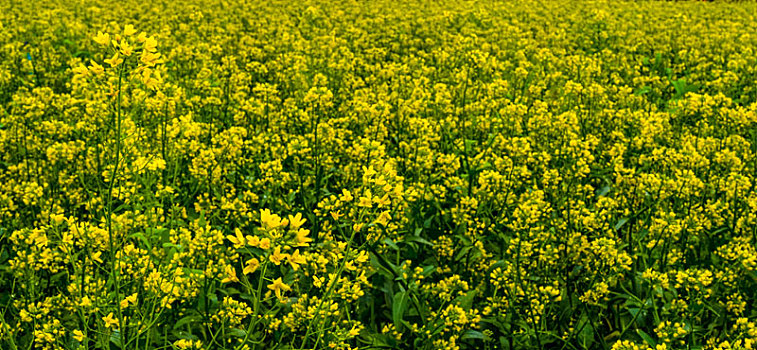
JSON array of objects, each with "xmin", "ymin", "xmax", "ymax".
[{"xmin": 106, "ymin": 61, "xmax": 126, "ymax": 350}]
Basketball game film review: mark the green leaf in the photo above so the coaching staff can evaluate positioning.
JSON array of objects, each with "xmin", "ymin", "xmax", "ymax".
[
  {"xmin": 405, "ymin": 235, "xmax": 433, "ymax": 246},
  {"xmin": 228, "ymin": 328, "xmax": 247, "ymax": 338},
  {"xmin": 462, "ymin": 330, "xmax": 486, "ymax": 341},
  {"xmin": 130, "ymin": 232, "xmax": 151, "ymax": 249},
  {"xmin": 382, "ymin": 237, "xmax": 399, "ymax": 251},
  {"xmin": 637, "ymin": 329, "xmax": 656, "ymax": 348},
  {"xmin": 634, "ymin": 86, "xmax": 651, "ymax": 96},
  {"xmin": 155, "ymin": 227, "xmax": 170, "ymax": 243},
  {"xmin": 596, "ymin": 184, "xmax": 612, "ymax": 197},
  {"xmin": 392, "ymin": 291, "xmax": 409, "ymax": 331},
  {"xmin": 499, "ymin": 336, "xmax": 511, "ymax": 349},
  {"xmin": 576, "ymin": 315, "xmax": 594, "ymax": 348},
  {"xmin": 421, "ymin": 265, "xmax": 435, "ymax": 277},
  {"xmin": 173, "ymin": 315, "xmax": 201, "ymax": 330},
  {"xmin": 459, "ymin": 289, "xmax": 477, "ymax": 310},
  {"xmin": 109, "ymin": 330, "xmax": 122, "ymax": 347},
  {"xmin": 614, "ymin": 217, "xmax": 629, "ymax": 231},
  {"xmin": 369, "ymin": 252, "xmax": 398, "ymax": 280},
  {"xmin": 464, "ymin": 139, "xmax": 477, "ymax": 151}
]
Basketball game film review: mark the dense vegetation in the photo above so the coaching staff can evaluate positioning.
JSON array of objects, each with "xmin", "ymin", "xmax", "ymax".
[{"xmin": 2, "ymin": 0, "xmax": 757, "ymax": 349}]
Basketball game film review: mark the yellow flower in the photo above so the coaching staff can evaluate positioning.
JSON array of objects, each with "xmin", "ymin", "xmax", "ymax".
[
  {"xmin": 294, "ymin": 228, "xmax": 312, "ymax": 247},
  {"xmin": 376, "ymin": 194, "xmax": 391, "ymax": 207},
  {"xmin": 50, "ymin": 213, "xmax": 66, "ymax": 225},
  {"xmin": 93, "ymin": 31, "xmax": 110, "ymax": 46},
  {"xmin": 313, "ymin": 275, "xmax": 324, "ymax": 288},
  {"xmin": 119, "ymin": 40, "xmax": 134, "ymax": 56},
  {"xmin": 258, "ymin": 237, "xmax": 271, "ymax": 250},
  {"xmin": 174, "ymin": 339, "xmax": 203, "ymax": 349},
  {"xmin": 348, "ymin": 325, "xmax": 361, "ymax": 337},
  {"xmin": 339, "ymin": 189, "xmax": 353, "ymax": 202},
  {"xmin": 288, "ymin": 213, "xmax": 306, "ymax": 229},
  {"xmin": 362, "ymin": 166, "xmax": 377, "ymax": 177},
  {"xmin": 243, "ymin": 258, "xmax": 260, "ymax": 275},
  {"xmin": 73, "ymin": 329, "xmax": 85, "ymax": 342},
  {"xmin": 358, "ymin": 195, "xmax": 373, "ymax": 208},
  {"xmin": 269, "ymin": 246, "xmax": 287, "ymax": 265},
  {"xmin": 267, "ymin": 278, "xmax": 291, "ymax": 299},
  {"xmin": 120, "ymin": 293, "xmax": 138, "ymax": 309},
  {"xmin": 226, "ymin": 228, "xmax": 246, "ymax": 249},
  {"xmin": 288, "ymin": 249, "xmax": 306, "ymax": 271},
  {"xmin": 102, "ymin": 312, "xmax": 119, "ymax": 329},
  {"xmin": 80, "ymin": 296, "xmax": 93, "ymax": 308},
  {"xmin": 19, "ymin": 309, "xmax": 32, "ymax": 322},
  {"xmin": 103, "ymin": 53, "xmax": 123, "ymax": 67},
  {"xmin": 375, "ymin": 211, "xmax": 391, "ymax": 226},
  {"xmin": 123, "ymin": 24, "xmax": 137, "ymax": 36},
  {"xmin": 89, "ymin": 60, "xmax": 105, "ymax": 75},
  {"xmin": 143, "ymin": 36, "xmax": 158, "ymax": 52},
  {"xmin": 247, "ymin": 235, "xmax": 260, "ymax": 247},
  {"xmin": 221, "ymin": 264, "xmax": 239, "ymax": 284},
  {"xmin": 355, "ymin": 250, "xmax": 369, "ymax": 264},
  {"xmin": 260, "ymin": 209, "xmax": 286, "ymax": 230},
  {"xmin": 140, "ymin": 50, "xmax": 161, "ymax": 67},
  {"xmin": 72, "ymin": 65, "xmax": 89, "ymax": 77}
]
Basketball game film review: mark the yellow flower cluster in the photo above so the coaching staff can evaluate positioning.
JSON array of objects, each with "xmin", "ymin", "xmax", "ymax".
[{"xmin": 1, "ymin": 0, "xmax": 757, "ymax": 349}]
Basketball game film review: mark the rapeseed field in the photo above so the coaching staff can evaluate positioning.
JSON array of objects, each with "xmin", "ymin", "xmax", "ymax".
[{"xmin": 1, "ymin": 0, "xmax": 757, "ymax": 349}]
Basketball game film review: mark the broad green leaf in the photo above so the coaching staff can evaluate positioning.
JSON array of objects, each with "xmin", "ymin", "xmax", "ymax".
[
  {"xmin": 462, "ymin": 330, "xmax": 486, "ymax": 341},
  {"xmin": 637, "ymin": 329, "xmax": 656, "ymax": 348},
  {"xmin": 392, "ymin": 291, "xmax": 409, "ymax": 331}
]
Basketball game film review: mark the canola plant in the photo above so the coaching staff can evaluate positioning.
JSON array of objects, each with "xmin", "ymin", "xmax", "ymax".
[{"xmin": 1, "ymin": 0, "xmax": 757, "ymax": 349}]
